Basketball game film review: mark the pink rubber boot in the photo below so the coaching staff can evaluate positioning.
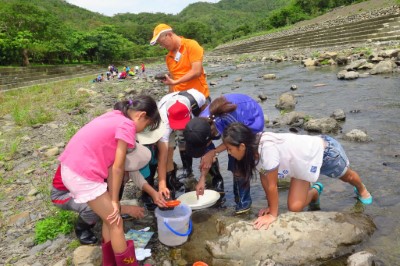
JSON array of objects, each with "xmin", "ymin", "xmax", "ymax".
[
  {"xmin": 101, "ymin": 240, "xmax": 116, "ymax": 266},
  {"xmin": 114, "ymin": 240, "xmax": 139, "ymax": 266}
]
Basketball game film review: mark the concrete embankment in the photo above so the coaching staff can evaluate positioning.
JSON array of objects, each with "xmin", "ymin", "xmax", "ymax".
[{"xmin": 211, "ymin": 5, "xmax": 400, "ymax": 56}]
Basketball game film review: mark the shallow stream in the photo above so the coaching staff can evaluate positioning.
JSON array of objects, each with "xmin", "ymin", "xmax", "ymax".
[{"xmin": 167, "ymin": 61, "xmax": 400, "ymax": 265}]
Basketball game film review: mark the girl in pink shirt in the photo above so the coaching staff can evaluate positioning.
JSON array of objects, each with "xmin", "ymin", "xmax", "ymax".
[{"xmin": 59, "ymin": 95, "xmax": 162, "ymax": 266}]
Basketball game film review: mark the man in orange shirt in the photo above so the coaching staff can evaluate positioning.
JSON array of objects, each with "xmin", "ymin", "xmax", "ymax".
[
  {"xmin": 150, "ymin": 23, "xmax": 212, "ymax": 185},
  {"xmin": 150, "ymin": 24, "xmax": 210, "ymax": 99}
]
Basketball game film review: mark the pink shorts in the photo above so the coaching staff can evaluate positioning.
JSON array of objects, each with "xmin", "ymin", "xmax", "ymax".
[{"xmin": 61, "ymin": 164, "xmax": 107, "ymax": 203}]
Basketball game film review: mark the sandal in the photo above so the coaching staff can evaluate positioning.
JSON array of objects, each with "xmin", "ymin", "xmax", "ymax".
[
  {"xmin": 309, "ymin": 182, "xmax": 324, "ymax": 209},
  {"xmin": 354, "ymin": 184, "xmax": 373, "ymax": 205}
]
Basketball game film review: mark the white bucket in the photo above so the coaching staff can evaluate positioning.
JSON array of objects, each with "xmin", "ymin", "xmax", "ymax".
[{"xmin": 154, "ymin": 203, "xmax": 192, "ymax": 247}]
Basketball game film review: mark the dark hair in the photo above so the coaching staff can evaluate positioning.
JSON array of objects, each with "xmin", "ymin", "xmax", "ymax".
[
  {"xmin": 222, "ymin": 123, "xmax": 259, "ymax": 181},
  {"xmin": 208, "ymin": 96, "xmax": 237, "ymax": 120},
  {"xmin": 114, "ymin": 95, "xmax": 161, "ymax": 131},
  {"xmin": 206, "ymin": 95, "xmax": 238, "ymax": 137}
]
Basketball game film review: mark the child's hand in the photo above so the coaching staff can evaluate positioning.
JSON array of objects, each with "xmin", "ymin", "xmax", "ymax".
[
  {"xmin": 195, "ymin": 180, "xmax": 206, "ymax": 199},
  {"xmin": 159, "ymin": 187, "xmax": 170, "ymax": 200},
  {"xmin": 128, "ymin": 206, "xmax": 145, "ymax": 219},
  {"xmin": 258, "ymin": 207, "xmax": 270, "ymax": 217},
  {"xmin": 253, "ymin": 213, "xmax": 277, "ymax": 230},
  {"xmin": 152, "ymin": 193, "xmax": 167, "ymax": 208},
  {"xmin": 200, "ymin": 150, "xmax": 215, "ymax": 170},
  {"xmin": 107, "ymin": 201, "xmax": 121, "ymax": 225},
  {"xmin": 121, "ymin": 205, "xmax": 145, "ymax": 219}
]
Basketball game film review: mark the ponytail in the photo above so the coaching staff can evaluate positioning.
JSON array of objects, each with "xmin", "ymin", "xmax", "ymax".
[
  {"xmin": 208, "ymin": 96, "xmax": 237, "ymax": 118},
  {"xmin": 114, "ymin": 95, "xmax": 161, "ymax": 130}
]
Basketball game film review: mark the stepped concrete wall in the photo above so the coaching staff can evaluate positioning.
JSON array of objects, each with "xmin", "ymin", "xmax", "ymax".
[
  {"xmin": 0, "ymin": 65, "xmax": 104, "ymax": 91},
  {"xmin": 0, "ymin": 57, "xmax": 162, "ymax": 91},
  {"xmin": 211, "ymin": 6, "xmax": 400, "ymax": 56}
]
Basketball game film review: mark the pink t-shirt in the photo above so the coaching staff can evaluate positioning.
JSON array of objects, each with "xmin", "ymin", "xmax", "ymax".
[{"xmin": 59, "ymin": 110, "xmax": 136, "ymax": 182}]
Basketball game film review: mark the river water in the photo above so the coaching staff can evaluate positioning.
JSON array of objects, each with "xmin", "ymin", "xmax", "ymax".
[{"xmin": 170, "ymin": 61, "xmax": 400, "ymax": 265}]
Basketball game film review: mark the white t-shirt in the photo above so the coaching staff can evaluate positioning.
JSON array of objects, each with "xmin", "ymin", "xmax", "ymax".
[
  {"xmin": 256, "ymin": 132, "xmax": 324, "ymax": 182},
  {"xmin": 157, "ymin": 89, "xmax": 206, "ymax": 143}
]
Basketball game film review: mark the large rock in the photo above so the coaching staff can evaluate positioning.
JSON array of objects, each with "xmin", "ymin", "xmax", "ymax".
[
  {"xmin": 302, "ymin": 58, "xmax": 319, "ymax": 67},
  {"xmin": 370, "ymin": 60, "xmax": 396, "ymax": 74},
  {"xmin": 206, "ymin": 212, "xmax": 375, "ymax": 266},
  {"xmin": 337, "ymin": 70, "xmax": 359, "ymax": 80},
  {"xmin": 73, "ymin": 245, "xmax": 101, "ymax": 266},
  {"xmin": 345, "ymin": 59, "xmax": 367, "ymax": 71},
  {"xmin": 275, "ymin": 92, "xmax": 297, "ymax": 111},
  {"xmin": 378, "ymin": 49, "xmax": 399, "ymax": 58},
  {"xmin": 272, "ymin": 111, "xmax": 307, "ymax": 126},
  {"xmin": 303, "ymin": 117, "xmax": 341, "ymax": 133},
  {"xmin": 343, "ymin": 129, "xmax": 370, "ymax": 142}
]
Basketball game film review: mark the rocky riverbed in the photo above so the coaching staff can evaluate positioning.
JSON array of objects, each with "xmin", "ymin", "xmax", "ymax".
[
  {"xmin": 1, "ymin": 35, "xmax": 400, "ymax": 266},
  {"xmin": 0, "ymin": 42, "xmax": 399, "ymax": 266}
]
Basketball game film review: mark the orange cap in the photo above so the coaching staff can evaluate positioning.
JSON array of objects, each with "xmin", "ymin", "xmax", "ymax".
[{"xmin": 150, "ymin": 24, "xmax": 172, "ymax": 45}]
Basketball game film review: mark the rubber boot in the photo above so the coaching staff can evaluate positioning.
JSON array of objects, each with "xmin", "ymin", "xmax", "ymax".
[
  {"xmin": 177, "ymin": 150, "xmax": 193, "ymax": 180},
  {"xmin": 114, "ymin": 240, "xmax": 139, "ymax": 266},
  {"xmin": 166, "ymin": 164, "xmax": 182, "ymax": 200},
  {"xmin": 209, "ymin": 158, "xmax": 225, "ymax": 195},
  {"xmin": 102, "ymin": 240, "xmax": 116, "ymax": 266},
  {"xmin": 140, "ymin": 169, "xmax": 157, "ymax": 211},
  {"xmin": 75, "ymin": 216, "xmax": 98, "ymax": 245},
  {"xmin": 233, "ymin": 175, "xmax": 252, "ymax": 214}
]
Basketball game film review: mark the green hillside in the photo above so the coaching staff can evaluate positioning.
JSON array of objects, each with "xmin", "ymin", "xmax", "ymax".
[{"xmin": 0, "ymin": 0, "xmax": 368, "ymax": 66}]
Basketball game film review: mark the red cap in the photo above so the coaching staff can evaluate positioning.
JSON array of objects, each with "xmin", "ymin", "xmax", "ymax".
[{"xmin": 167, "ymin": 99, "xmax": 191, "ymax": 130}]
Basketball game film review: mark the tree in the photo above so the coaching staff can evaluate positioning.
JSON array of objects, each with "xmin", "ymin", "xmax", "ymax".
[
  {"xmin": 85, "ymin": 25, "xmax": 135, "ymax": 63},
  {"xmin": 175, "ymin": 21, "xmax": 212, "ymax": 45},
  {"xmin": 12, "ymin": 31, "xmax": 33, "ymax": 66}
]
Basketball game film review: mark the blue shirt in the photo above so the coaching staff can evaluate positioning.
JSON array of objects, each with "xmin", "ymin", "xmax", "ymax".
[{"xmin": 200, "ymin": 93, "xmax": 264, "ymax": 137}]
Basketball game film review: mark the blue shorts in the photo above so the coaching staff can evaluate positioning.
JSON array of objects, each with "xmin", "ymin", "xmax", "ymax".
[{"xmin": 320, "ymin": 135, "xmax": 350, "ymax": 178}]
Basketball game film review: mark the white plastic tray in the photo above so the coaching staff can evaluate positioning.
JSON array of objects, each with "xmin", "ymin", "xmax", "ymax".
[{"xmin": 177, "ymin": 189, "xmax": 220, "ymax": 210}]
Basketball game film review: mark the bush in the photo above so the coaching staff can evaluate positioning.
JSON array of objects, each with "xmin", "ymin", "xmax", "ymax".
[
  {"xmin": 268, "ymin": 5, "xmax": 309, "ymax": 28},
  {"xmin": 35, "ymin": 210, "xmax": 76, "ymax": 244}
]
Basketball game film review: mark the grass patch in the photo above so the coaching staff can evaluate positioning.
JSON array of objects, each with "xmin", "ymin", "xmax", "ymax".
[
  {"xmin": 0, "ymin": 172, "xmax": 17, "ymax": 184},
  {"xmin": 0, "ymin": 137, "xmax": 21, "ymax": 161},
  {"xmin": 68, "ymin": 240, "xmax": 81, "ymax": 250},
  {"xmin": 16, "ymin": 195, "xmax": 25, "ymax": 201},
  {"xmin": 0, "ymin": 142, "xmax": 4, "ymax": 161},
  {"xmin": 320, "ymin": 59, "xmax": 330, "ymax": 65},
  {"xmin": 352, "ymin": 47, "xmax": 372, "ymax": 57},
  {"xmin": 304, "ymin": 115, "xmax": 313, "ymax": 122},
  {"xmin": 311, "ymin": 51, "xmax": 321, "ymax": 59},
  {"xmin": 280, "ymin": 109, "xmax": 289, "ymax": 116},
  {"xmin": 13, "ymin": 106, "xmax": 54, "ymax": 126},
  {"xmin": 35, "ymin": 210, "xmax": 76, "ymax": 244},
  {"xmin": 0, "ymin": 77, "xmax": 91, "ymax": 126}
]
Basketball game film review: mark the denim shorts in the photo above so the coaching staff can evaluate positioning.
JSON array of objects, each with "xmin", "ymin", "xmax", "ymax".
[{"xmin": 320, "ymin": 135, "xmax": 350, "ymax": 178}]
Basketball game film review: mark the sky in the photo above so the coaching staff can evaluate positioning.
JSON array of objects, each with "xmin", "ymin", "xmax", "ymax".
[{"xmin": 65, "ymin": 0, "xmax": 220, "ymax": 17}]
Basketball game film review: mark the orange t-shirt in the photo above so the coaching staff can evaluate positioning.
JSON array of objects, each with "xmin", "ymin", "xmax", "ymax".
[{"xmin": 166, "ymin": 37, "xmax": 209, "ymax": 98}]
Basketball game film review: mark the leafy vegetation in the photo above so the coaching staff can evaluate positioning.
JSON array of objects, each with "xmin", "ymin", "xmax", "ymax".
[
  {"xmin": 0, "ymin": 0, "xmax": 370, "ymax": 66},
  {"xmin": 35, "ymin": 210, "xmax": 76, "ymax": 244}
]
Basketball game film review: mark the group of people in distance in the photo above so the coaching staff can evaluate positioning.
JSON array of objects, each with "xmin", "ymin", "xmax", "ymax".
[
  {"xmin": 93, "ymin": 64, "xmax": 146, "ymax": 83},
  {"xmin": 51, "ymin": 23, "xmax": 373, "ymax": 265}
]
